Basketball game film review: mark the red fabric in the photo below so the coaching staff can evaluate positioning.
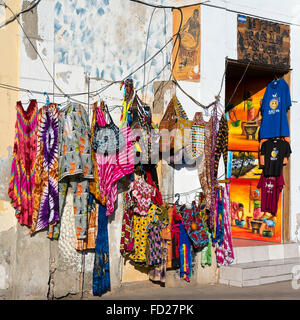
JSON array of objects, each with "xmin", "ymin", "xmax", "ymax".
[{"xmin": 145, "ymin": 171, "xmax": 163, "ymax": 205}]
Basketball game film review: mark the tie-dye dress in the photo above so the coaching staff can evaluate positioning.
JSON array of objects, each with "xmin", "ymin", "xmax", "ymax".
[
  {"xmin": 8, "ymin": 100, "xmax": 38, "ymax": 227},
  {"xmin": 30, "ymin": 104, "xmax": 59, "ymax": 235}
]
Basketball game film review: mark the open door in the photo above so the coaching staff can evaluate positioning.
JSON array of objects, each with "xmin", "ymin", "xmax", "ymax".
[{"xmin": 225, "ymin": 58, "xmax": 291, "ymax": 244}]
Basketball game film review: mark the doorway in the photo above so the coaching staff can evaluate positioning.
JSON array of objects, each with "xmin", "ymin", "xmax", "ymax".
[{"xmin": 225, "ymin": 58, "xmax": 291, "ymax": 246}]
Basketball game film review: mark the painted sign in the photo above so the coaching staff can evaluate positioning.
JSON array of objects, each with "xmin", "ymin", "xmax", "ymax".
[
  {"xmin": 237, "ymin": 15, "xmax": 290, "ymax": 68},
  {"xmin": 173, "ymin": 5, "xmax": 201, "ymax": 81}
]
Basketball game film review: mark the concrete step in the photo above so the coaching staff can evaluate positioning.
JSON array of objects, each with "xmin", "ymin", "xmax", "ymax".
[
  {"xmin": 219, "ymin": 257, "xmax": 300, "ymax": 287},
  {"xmin": 231, "ymin": 243, "xmax": 300, "ymax": 264}
]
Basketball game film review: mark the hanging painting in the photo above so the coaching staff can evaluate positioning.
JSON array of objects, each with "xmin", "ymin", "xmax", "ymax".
[
  {"xmin": 172, "ymin": 4, "xmax": 201, "ymax": 81},
  {"xmin": 227, "ymin": 80, "xmax": 267, "ymax": 152},
  {"xmin": 229, "ymin": 177, "xmax": 282, "ymax": 243}
]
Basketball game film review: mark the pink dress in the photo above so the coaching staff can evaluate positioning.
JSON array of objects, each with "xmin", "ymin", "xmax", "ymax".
[
  {"xmin": 95, "ymin": 108, "xmax": 135, "ymax": 215},
  {"xmin": 8, "ymin": 100, "xmax": 38, "ymax": 226}
]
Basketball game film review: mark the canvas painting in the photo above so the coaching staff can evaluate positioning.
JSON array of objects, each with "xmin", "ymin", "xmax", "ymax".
[
  {"xmin": 230, "ymin": 178, "xmax": 282, "ymax": 243},
  {"xmin": 228, "ymin": 85, "xmax": 266, "ymax": 152},
  {"xmin": 173, "ymin": 5, "xmax": 201, "ymax": 81}
]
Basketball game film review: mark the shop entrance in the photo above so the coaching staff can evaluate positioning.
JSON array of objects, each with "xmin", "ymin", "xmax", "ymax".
[{"xmin": 225, "ymin": 58, "xmax": 291, "ymax": 246}]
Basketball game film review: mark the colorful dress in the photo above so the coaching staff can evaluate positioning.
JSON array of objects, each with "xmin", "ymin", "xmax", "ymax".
[
  {"xmin": 48, "ymin": 103, "xmax": 94, "ymax": 240},
  {"xmin": 193, "ymin": 112, "xmax": 214, "ymax": 211},
  {"xmin": 8, "ymin": 100, "xmax": 38, "ymax": 227},
  {"xmin": 128, "ymin": 204, "xmax": 155, "ymax": 263},
  {"xmin": 130, "ymin": 176, "xmax": 156, "ymax": 216},
  {"xmin": 30, "ymin": 104, "xmax": 59, "ymax": 235},
  {"xmin": 120, "ymin": 192, "xmax": 134, "ymax": 254},
  {"xmin": 147, "ymin": 220, "xmax": 165, "ymax": 266},
  {"xmin": 94, "ymin": 108, "xmax": 135, "ymax": 215}
]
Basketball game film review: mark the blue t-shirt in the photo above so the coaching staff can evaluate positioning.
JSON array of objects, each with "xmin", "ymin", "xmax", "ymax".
[{"xmin": 259, "ymin": 79, "xmax": 291, "ymax": 139}]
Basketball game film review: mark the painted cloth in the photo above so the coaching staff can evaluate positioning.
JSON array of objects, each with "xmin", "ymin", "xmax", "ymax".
[
  {"xmin": 120, "ymin": 192, "xmax": 135, "ymax": 254},
  {"xmin": 8, "ymin": 100, "xmax": 38, "ymax": 227},
  {"xmin": 30, "ymin": 104, "xmax": 59, "ymax": 235},
  {"xmin": 180, "ymin": 202, "xmax": 209, "ymax": 249},
  {"xmin": 94, "ymin": 108, "xmax": 135, "ymax": 215},
  {"xmin": 171, "ymin": 207, "xmax": 182, "ymax": 269},
  {"xmin": 260, "ymin": 78, "xmax": 291, "ymax": 139},
  {"xmin": 130, "ymin": 176, "xmax": 156, "ymax": 216},
  {"xmin": 212, "ymin": 188, "xmax": 225, "ymax": 246},
  {"xmin": 76, "ymin": 193, "xmax": 98, "ymax": 251},
  {"xmin": 148, "ymin": 239, "xmax": 168, "ymax": 283},
  {"xmin": 147, "ymin": 220, "xmax": 165, "ymax": 266},
  {"xmin": 128, "ymin": 204, "xmax": 155, "ymax": 263},
  {"xmin": 209, "ymin": 104, "xmax": 220, "ymax": 228},
  {"xmin": 48, "ymin": 178, "xmax": 90, "ymax": 240},
  {"xmin": 257, "ymin": 172, "xmax": 285, "ymax": 216},
  {"xmin": 216, "ymin": 184, "xmax": 234, "ymax": 267},
  {"xmin": 93, "ymin": 204, "xmax": 110, "ymax": 296},
  {"xmin": 89, "ymin": 102, "xmax": 104, "ymax": 204},
  {"xmin": 214, "ymin": 115, "xmax": 228, "ymax": 179},
  {"xmin": 194, "ymin": 112, "xmax": 214, "ymax": 211},
  {"xmin": 179, "ymin": 222, "xmax": 192, "ymax": 280},
  {"xmin": 162, "ymin": 205, "xmax": 174, "ymax": 269},
  {"xmin": 58, "ymin": 103, "xmax": 94, "ymax": 181},
  {"xmin": 48, "ymin": 103, "xmax": 94, "ymax": 240}
]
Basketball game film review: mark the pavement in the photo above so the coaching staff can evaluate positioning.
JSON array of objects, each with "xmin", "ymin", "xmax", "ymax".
[{"xmin": 81, "ymin": 279, "xmax": 300, "ymax": 300}]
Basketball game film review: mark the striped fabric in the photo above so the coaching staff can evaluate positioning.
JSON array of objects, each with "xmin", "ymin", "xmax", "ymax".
[
  {"xmin": 8, "ymin": 100, "xmax": 38, "ymax": 227},
  {"xmin": 95, "ymin": 108, "xmax": 135, "ymax": 215},
  {"xmin": 191, "ymin": 124, "xmax": 205, "ymax": 159}
]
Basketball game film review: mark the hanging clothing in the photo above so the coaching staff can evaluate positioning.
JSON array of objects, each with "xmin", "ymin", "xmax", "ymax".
[
  {"xmin": 75, "ymin": 193, "xmax": 98, "ymax": 251},
  {"xmin": 259, "ymin": 78, "xmax": 291, "ymax": 139},
  {"xmin": 214, "ymin": 115, "xmax": 228, "ymax": 179},
  {"xmin": 162, "ymin": 205, "xmax": 173, "ymax": 269},
  {"xmin": 216, "ymin": 184, "xmax": 234, "ymax": 266},
  {"xmin": 181, "ymin": 202, "xmax": 209, "ymax": 249},
  {"xmin": 93, "ymin": 204, "xmax": 110, "ymax": 296},
  {"xmin": 94, "ymin": 108, "xmax": 134, "ymax": 215},
  {"xmin": 148, "ymin": 239, "xmax": 168, "ymax": 283},
  {"xmin": 145, "ymin": 169, "xmax": 163, "ymax": 206},
  {"xmin": 130, "ymin": 176, "xmax": 156, "ymax": 216},
  {"xmin": 120, "ymin": 192, "xmax": 135, "ymax": 254},
  {"xmin": 128, "ymin": 204, "xmax": 156, "ymax": 263},
  {"xmin": 147, "ymin": 220, "xmax": 165, "ymax": 266},
  {"xmin": 171, "ymin": 206, "xmax": 182, "ymax": 269},
  {"xmin": 212, "ymin": 188, "xmax": 225, "ymax": 246},
  {"xmin": 8, "ymin": 100, "xmax": 38, "ymax": 227},
  {"xmin": 193, "ymin": 112, "xmax": 214, "ymax": 211},
  {"xmin": 179, "ymin": 222, "xmax": 192, "ymax": 281},
  {"xmin": 30, "ymin": 104, "xmax": 59, "ymax": 235},
  {"xmin": 48, "ymin": 103, "xmax": 94, "ymax": 240},
  {"xmin": 89, "ymin": 102, "xmax": 104, "ymax": 204}
]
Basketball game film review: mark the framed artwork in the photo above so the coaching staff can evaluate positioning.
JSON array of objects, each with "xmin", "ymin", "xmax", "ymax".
[{"xmin": 172, "ymin": 4, "xmax": 201, "ymax": 81}]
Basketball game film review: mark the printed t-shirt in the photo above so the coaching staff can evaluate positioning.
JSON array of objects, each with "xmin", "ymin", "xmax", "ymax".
[
  {"xmin": 257, "ymin": 172, "xmax": 285, "ymax": 216},
  {"xmin": 259, "ymin": 79, "xmax": 291, "ymax": 139},
  {"xmin": 260, "ymin": 138, "xmax": 291, "ymax": 177}
]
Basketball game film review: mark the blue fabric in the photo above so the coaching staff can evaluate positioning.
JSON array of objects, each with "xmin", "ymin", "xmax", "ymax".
[
  {"xmin": 259, "ymin": 79, "xmax": 291, "ymax": 139},
  {"xmin": 212, "ymin": 189, "xmax": 225, "ymax": 246},
  {"xmin": 93, "ymin": 204, "xmax": 110, "ymax": 296},
  {"xmin": 179, "ymin": 222, "xmax": 192, "ymax": 278}
]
